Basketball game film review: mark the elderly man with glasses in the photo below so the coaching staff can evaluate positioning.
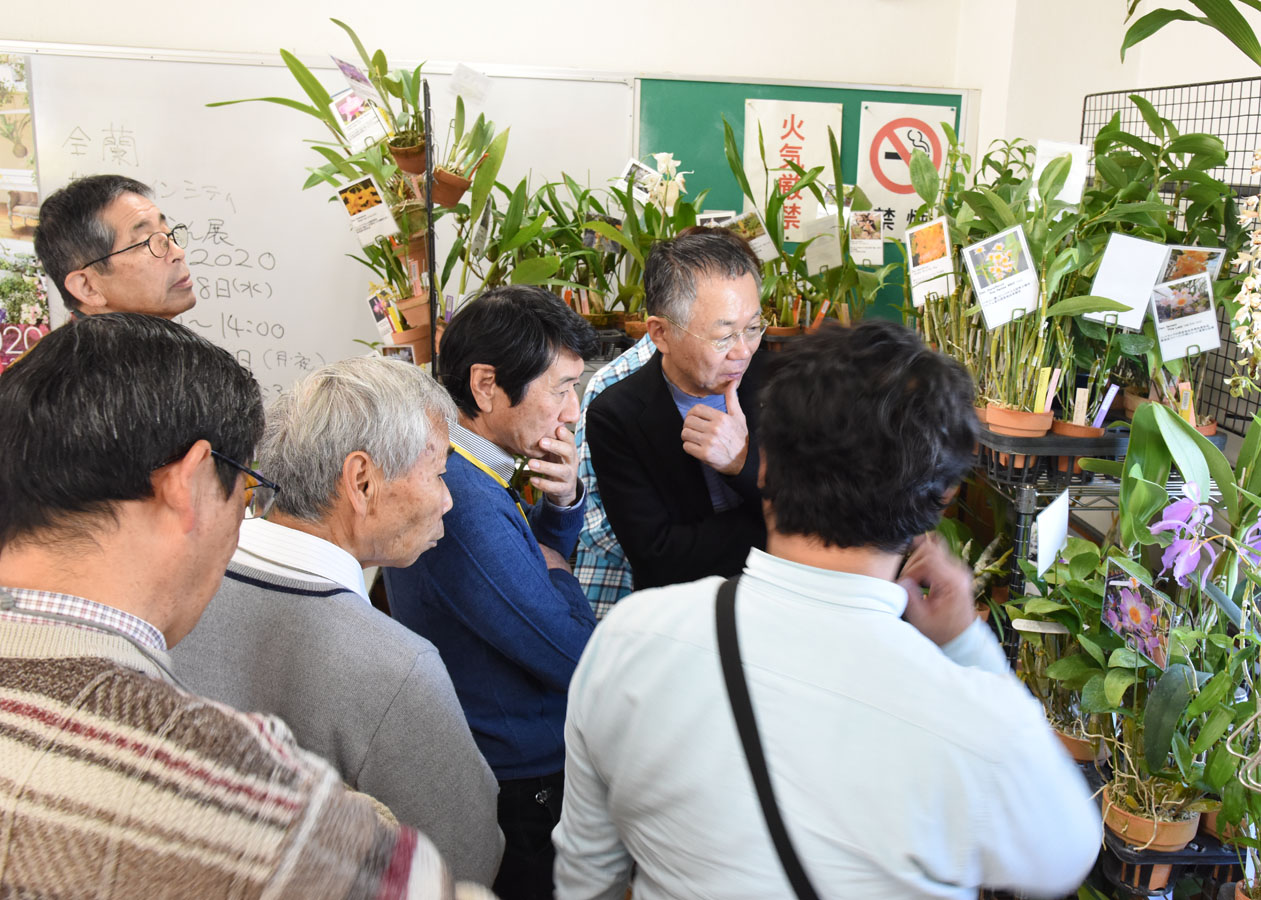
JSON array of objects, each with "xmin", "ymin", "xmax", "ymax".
[
  {"xmin": 34, "ymin": 174, "xmax": 196, "ymax": 318},
  {"xmin": 172, "ymin": 356, "xmax": 504, "ymax": 887},
  {"xmin": 0, "ymin": 314, "xmax": 490, "ymax": 898},
  {"xmin": 584, "ymin": 230, "xmax": 769, "ymax": 591}
]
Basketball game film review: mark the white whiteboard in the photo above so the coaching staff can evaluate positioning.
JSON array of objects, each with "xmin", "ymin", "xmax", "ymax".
[{"xmin": 26, "ymin": 51, "xmax": 634, "ymax": 399}]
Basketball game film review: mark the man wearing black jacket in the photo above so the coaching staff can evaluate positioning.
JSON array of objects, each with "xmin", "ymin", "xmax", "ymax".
[{"xmin": 585, "ymin": 231, "xmax": 768, "ymax": 590}]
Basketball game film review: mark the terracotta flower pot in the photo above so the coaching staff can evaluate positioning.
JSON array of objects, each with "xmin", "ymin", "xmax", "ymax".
[
  {"xmin": 1050, "ymin": 419, "xmax": 1105, "ymax": 474},
  {"xmin": 387, "ymin": 326, "xmax": 432, "ymax": 365},
  {"xmin": 395, "ymin": 296, "xmax": 430, "ymax": 329},
  {"xmin": 431, "ymin": 168, "xmax": 472, "ymax": 207},
  {"xmin": 1054, "ymin": 727, "xmax": 1107, "ymax": 763},
  {"xmin": 1237, "ymin": 881, "xmax": 1252, "ymax": 900},
  {"xmin": 1197, "ymin": 419, "xmax": 1218, "ymax": 437},
  {"xmin": 765, "ymin": 325, "xmax": 803, "ymax": 337},
  {"xmin": 1102, "ymin": 786, "xmax": 1200, "ymax": 852},
  {"xmin": 624, "ymin": 318, "xmax": 648, "ymax": 339},
  {"xmin": 1123, "ymin": 386, "xmax": 1151, "ymax": 420},
  {"xmin": 389, "ymin": 141, "xmax": 427, "ymax": 175},
  {"xmin": 406, "ymin": 232, "xmax": 430, "ymax": 274},
  {"xmin": 1202, "ymin": 809, "xmax": 1242, "ymax": 844},
  {"xmin": 975, "ymin": 405, "xmax": 989, "ymax": 426},
  {"xmin": 987, "ymin": 405, "xmax": 1053, "ymax": 469}
]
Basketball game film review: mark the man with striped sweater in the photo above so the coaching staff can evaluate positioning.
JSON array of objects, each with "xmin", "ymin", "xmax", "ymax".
[{"xmin": 0, "ymin": 313, "xmax": 489, "ymax": 899}]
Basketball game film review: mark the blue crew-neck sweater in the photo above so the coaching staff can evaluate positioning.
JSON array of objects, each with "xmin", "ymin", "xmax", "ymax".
[{"xmin": 385, "ymin": 451, "xmax": 596, "ymax": 780}]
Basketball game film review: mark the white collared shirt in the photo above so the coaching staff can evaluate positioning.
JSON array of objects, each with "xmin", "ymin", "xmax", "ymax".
[
  {"xmin": 554, "ymin": 548, "xmax": 1101, "ymax": 899},
  {"xmin": 231, "ymin": 518, "xmax": 369, "ymax": 602}
]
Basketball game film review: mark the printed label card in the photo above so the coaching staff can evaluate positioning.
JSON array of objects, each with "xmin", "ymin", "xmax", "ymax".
[
  {"xmin": 1030, "ymin": 140, "xmax": 1089, "ymax": 206},
  {"xmin": 803, "ymin": 213, "xmax": 843, "ymax": 274},
  {"xmin": 329, "ymin": 88, "xmax": 389, "ymax": 153},
  {"xmin": 367, "ymin": 288, "xmax": 403, "ymax": 337},
  {"xmin": 618, "ymin": 158, "xmax": 659, "ymax": 204},
  {"xmin": 696, "ymin": 210, "xmax": 736, "ymax": 228},
  {"xmin": 1162, "ymin": 245, "xmax": 1226, "ymax": 283},
  {"xmin": 1035, "ymin": 490, "xmax": 1070, "ymax": 577},
  {"xmin": 962, "ymin": 225, "xmax": 1038, "ymax": 329},
  {"xmin": 728, "ymin": 209, "xmax": 779, "ymax": 263},
  {"xmin": 1151, "ymin": 272, "xmax": 1221, "ymax": 360},
  {"xmin": 904, "ymin": 216, "xmax": 955, "ymax": 308},
  {"xmin": 581, "ymin": 214, "xmax": 623, "ymax": 255},
  {"xmin": 1086, "ymin": 233, "xmax": 1170, "ymax": 331},
  {"xmin": 1102, "ymin": 563, "xmax": 1172, "ymax": 669},
  {"xmin": 849, "ymin": 210, "xmax": 884, "ymax": 265},
  {"xmin": 336, "ymin": 176, "xmax": 397, "ymax": 246},
  {"xmin": 332, "ymin": 56, "xmax": 388, "ymax": 109}
]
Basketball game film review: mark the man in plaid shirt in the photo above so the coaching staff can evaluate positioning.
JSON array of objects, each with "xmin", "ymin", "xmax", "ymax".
[{"xmin": 573, "ymin": 334, "xmax": 656, "ymax": 618}]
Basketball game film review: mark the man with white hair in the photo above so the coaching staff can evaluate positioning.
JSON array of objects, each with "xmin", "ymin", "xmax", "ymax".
[{"xmin": 173, "ymin": 356, "xmax": 504, "ymax": 887}]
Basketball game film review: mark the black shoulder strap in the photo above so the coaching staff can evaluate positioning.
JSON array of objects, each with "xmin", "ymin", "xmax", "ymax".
[{"xmin": 716, "ymin": 575, "xmax": 823, "ymax": 900}]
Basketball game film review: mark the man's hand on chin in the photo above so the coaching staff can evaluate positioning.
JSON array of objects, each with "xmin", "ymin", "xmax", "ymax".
[
  {"xmin": 680, "ymin": 379, "xmax": 748, "ymax": 476},
  {"xmin": 527, "ymin": 425, "xmax": 581, "ymax": 507}
]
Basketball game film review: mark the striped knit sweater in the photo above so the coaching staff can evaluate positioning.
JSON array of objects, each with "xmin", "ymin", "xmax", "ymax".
[{"xmin": 0, "ymin": 619, "xmax": 473, "ymax": 899}]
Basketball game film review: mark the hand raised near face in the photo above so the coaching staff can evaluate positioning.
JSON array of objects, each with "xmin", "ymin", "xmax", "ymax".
[
  {"xmin": 896, "ymin": 533, "xmax": 977, "ymax": 647},
  {"xmin": 681, "ymin": 379, "xmax": 748, "ymax": 476},
  {"xmin": 527, "ymin": 424, "xmax": 580, "ymax": 508}
]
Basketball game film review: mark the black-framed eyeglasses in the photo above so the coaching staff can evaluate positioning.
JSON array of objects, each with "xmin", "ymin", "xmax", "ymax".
[
  {"xmin": 209, "ymin": 450, "xmax": 280, "ymax": 520},
  {"xmin": 81, "ymin": 224, "xmax": 190, "ymax": 269},
  {"xmin": 662, "ymin": 314, "xmax": 769, "ymax": 354}
]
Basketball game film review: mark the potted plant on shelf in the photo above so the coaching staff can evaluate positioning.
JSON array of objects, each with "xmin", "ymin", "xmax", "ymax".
[{"xmin": 431, "ymin": 98, "xmax": 501, "ymax": 208}]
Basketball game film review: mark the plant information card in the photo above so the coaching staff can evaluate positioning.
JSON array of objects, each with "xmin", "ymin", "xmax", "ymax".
[
  {"xmin": 1151, "ymin": 272, "xmax": 1221, "ymax": 360},
  {"xmin": 1103, "ymin": 563, "xmax": 1171, "ymax": 669},
  {"xmin": 335, "ymin": 175, "xmax": 396, "ymax": 247},
  {"xmin": 849, "ymin": 210, "xmax": 884, "ymax": 264},
  {"xmin": 1086, "ymin": 233, "xmax": 1170, "ymax": 331},
  {"xmin": 728, "ymin": 210, "xmax": 778, "ymax": 263},
  {"xmin": 904, "ymin": 216, "xmax": 954, "ymax": 308},
  {"xmin": 329, "ymin": 88, "xmax": 389, "ymax": 153},
  {"xmin": 962, "ymin": 225, "xmax": 1038, "ymax": 329},
  {"xmin": 1035, "ymin": 490, "xmax": 1070, "ymax": 577},
  {"xmin": 1029, "ymin": 140, "xmax": 1089, "ymax": 206},
  {"xmin": 803, "ymin": 213, "xmax": 843, "ymax": 274}
]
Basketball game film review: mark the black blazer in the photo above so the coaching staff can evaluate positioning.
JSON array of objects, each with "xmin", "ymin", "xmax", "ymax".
[{"xmin": 586, "ymin": 350, "xmax": 767, "ymax": 591}]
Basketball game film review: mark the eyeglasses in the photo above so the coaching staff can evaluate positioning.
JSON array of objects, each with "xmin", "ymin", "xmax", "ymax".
[
  {"xmin": 81, "ymin": 224, "xmax": 190, "ymax": 269},
  {"xmin": 209, "ymin": 450, "xmax": 280, "ymax": 520},
  {"xmin": 663, "ymin": 315, "xmax": 769, "ymax": 354}
]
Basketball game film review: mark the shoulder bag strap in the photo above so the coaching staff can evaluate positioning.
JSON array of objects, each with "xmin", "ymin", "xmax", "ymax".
[{"xmin": 716, "ymin": 575, "xmax": 823, "ymax": 900}]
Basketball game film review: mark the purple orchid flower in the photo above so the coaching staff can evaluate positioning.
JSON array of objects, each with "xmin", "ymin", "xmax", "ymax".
[
  {"xmin": 1151, "ymin": 484, "xmax": 1217, "ymax": 587},
  {"xmin": 1241, "ymin": 520, "xmax": 1261, "ymax": 568}
]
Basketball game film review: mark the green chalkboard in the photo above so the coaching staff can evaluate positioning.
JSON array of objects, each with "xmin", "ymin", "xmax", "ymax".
[{"xmin": 637, "ymin": 78, "xmax": 964, "ymax": 320}]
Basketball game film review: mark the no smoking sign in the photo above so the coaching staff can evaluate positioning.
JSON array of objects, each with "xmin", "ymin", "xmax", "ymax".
[{"xmin": 868, "ymin": 117, "xmax": 943, "ymax": 194}]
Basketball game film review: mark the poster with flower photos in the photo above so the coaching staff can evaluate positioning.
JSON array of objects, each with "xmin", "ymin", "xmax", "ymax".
[
  {"xmin": 903, "ymin": 216, "xmax": 954, "ymax": 308},
  {"xmin": 1102, "ymin": 563, "xmax": 1172, "ymax": 669}
]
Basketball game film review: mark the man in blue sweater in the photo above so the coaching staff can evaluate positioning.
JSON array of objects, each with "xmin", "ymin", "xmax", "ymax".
[{"xmin": 386, "ymin": 285, "xmax": 599, "ymax": 900}]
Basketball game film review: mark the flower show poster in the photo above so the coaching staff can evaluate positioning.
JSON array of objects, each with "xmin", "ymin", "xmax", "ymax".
[
  {"xmin": 1151, "ymin": 272, "xmax": 1221, "ymax": 361},
  {"xmin": 962, "ymin": 225, "xmax": 1038, "ymax": 329},
  {"xmin": 904, "ymin": 217, "xmax": 955, "ymax": 308},
  {"xmin": 855, "ymin": 102, "xmax": 955, "ymax": 240},
  {"xmin": 1103, "ymin": 563, "xmax": 1172, "ymax": 669},
  {"xmin": 1085, "ymin": 233, "xmax": 1169, "ymax": 331},
  {"xmin": 742, "ymin": 99, "xmax": 842, "ymax": 242},
  {"xmin": 335, "ymin": 176, "xmax": 396, "ymax": 247}
]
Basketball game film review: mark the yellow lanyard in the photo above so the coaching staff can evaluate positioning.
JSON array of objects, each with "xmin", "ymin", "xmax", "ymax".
[{"xmin": 450, "ymin": 441, "xmax": 528, "ymax": 523}]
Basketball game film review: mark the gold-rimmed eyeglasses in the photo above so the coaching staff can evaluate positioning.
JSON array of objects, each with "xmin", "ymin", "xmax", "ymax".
[{"xmin": 662, "ymin": 315, "xmax": 769, "ymax": 354}]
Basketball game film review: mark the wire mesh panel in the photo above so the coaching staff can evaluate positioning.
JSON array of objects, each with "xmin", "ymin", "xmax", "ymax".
[{"xmin": 1081, "ymin": 77, "xmax": 1261, "ymax": 435}]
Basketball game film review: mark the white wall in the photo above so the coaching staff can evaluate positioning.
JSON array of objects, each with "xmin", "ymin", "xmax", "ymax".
[{"xmin": 8, "ymin": 0, "xmax": 1261, "ymax": 165}]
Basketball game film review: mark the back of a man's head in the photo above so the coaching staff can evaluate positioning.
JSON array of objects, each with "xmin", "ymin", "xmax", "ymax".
[
  {"xmin": 261, "ymin": 356, "xmax": 456, "ymax": 522},
  {"xmin": 0, "ymin": 313, "xmax": 264, "ymax": 553},
  {"xmin": 439, "ymin": 284, "xmax": 598, "ymax": 418},
  {"xmin": 643, "ymin": 229, "xmax": 762, "ymax": 323},
  {"xmin": 34, "ymin": 175, "xmax": 152, "ymax": 310},
  {"xmin": 759, "ymin": 320, "xmax": 977, "ymax": 552}
]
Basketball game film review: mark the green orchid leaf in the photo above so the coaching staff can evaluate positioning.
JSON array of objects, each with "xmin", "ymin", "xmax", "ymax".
[
  {"xmin": 1078, "ymin": 633, "xmax": 1107, "ymax": 668},
  {"xmin": 1205, "ymin": 741, "xmax": 1239, "ymax": 791},
  {"xmin": 1105, "ymin": 667, "xmax": 1139, "ymax": 707},
  {"xmin": 1045, "ymin": 295, "xmax": 1128, "ymax": 317},
  {"xmin": 509, "ymin": 255, "xmax": 561, "ymax": 285},
  {"xmin": 1191, "ymin": 705, "xmax": 1234, "ymax": 754},
  {"xmin": 1188, "ymin": 668, "xmax": 1235, "ymax": 719},
  {"xmin": 1144, "ymin": 663, "xmax": 1196, "ymax": 772},
  {"xmin": 1128, "ymin": 94, "xmax": 1167, "ymax": 141},
  {"xmin": 909, "ymin": 149, "xmax": 939, "ymax": 205},
  {"xmin": 582, "ymin": 220, "xmax": 643, "ymax": 266}
]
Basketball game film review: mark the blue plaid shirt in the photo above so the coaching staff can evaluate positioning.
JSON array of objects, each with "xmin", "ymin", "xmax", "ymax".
[{"xmin": 575, "ymin": 334, "xmax": 657, "ymax": 618}]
